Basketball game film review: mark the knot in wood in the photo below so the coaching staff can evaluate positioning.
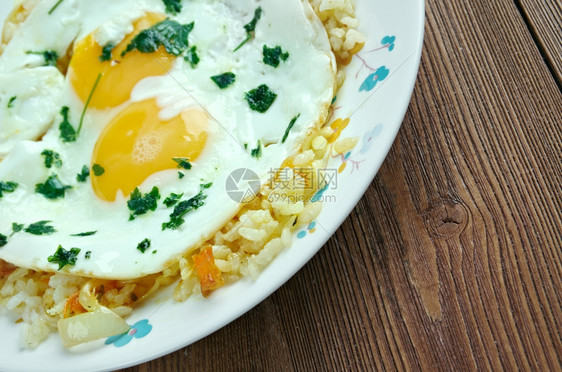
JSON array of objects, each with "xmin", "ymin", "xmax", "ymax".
[{"xmin": 424, "ymin": 199, "xmax": 468, "ymax": 239}]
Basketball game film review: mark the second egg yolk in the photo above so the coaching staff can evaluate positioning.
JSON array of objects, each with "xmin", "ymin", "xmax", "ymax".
[
  {"xmin": 68, "ymin": 13, "xmax": 174, "ymax": 109},
  {"xmin": 91, "ymin": 99, "xmax": 208, "ymax": 201}
]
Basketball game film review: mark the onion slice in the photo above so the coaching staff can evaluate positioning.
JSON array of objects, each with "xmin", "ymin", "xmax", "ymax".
[{"xmin": 57, "ymin": 306, "xmax": 130, "ymax": 348}]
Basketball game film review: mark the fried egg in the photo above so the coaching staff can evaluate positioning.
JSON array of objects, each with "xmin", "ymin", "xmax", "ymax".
[{"xmin": 0, "ymin": 0, "xmax": 335, "ymax": 279}]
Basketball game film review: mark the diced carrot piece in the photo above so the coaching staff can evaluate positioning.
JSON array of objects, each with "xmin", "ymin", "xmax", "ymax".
[
  {"xmin": 63, "ymin": 292, "xmax": 87, "ymax": 318},
  {"xmin": 192, "ymin": 246, "xmax": 224, "ymax": 297},
  {"xmin": 0, "ymin": 259, "xmax": 16, "ymax": 278}
]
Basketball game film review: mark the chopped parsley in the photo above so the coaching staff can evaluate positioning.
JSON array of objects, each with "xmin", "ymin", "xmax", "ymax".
[
  {"xmin": 77, "ymin": 73, "xmax": 102, "ymax": 135},
  {"xmin": 58, "ymin": 106, "xmax": 76, "ymax": 142},
  {"xmin": 48, "ymin": 245, "xmax": 81, "ymax": 270},
  {"xmin": 0, "ymin": 181, "xmax": 18, "ymax": 198},
  {"xmin": 137, "ymin": 238, "xmax": 151, "ymax": 253},
  {"xmin": 59, "ymin": 73, "xmax": 102, "ymax": 142},
  {"xmin": 263, "ymin": 45, "xmax": 289, "ymax": 68},
  {"xmin": 0, "ymin": 234, "xmax": 7, "ymax": 247},
  {"xmin": 281, "ymin": 114, "xmax": 301, "ymax": 143},
  {"xmin": 92, "ymin": 164, "xmax": 105, "ymax": 176},
  {"xmin": 152, "ymin": 250, "xmax": 157, "ymax": 254},
  {"xmin": 122, "ymin": 19, "xmax": 194, "ymax": 57},
  {"xmin": 7, "ymin": 96, "xmax": 16, "ymax": 108},
  {"xmin": 76, "ymin": 165, "xmax": 90, "ymax": 182},
  {"xmin": 178, "ymin": 171, "xmax": 185, "ymax": 179},
  {"xmin": 71, "ymin": 231, "xmax": 97, "ymax": 237},
  {"xmin": 24, "ymin": 220, "xmax": 56, "ymax": 235},
  {"xmin": 35, "ymin": 175, "xmax": 71, "ymax": 200},
  {"xmin": 184, "ymin": 46, "xmax": 199, "ymax": 68},
  {"xmin": 127, "ymin": 186, "xmax": 161, "ymax": 220},
  {"xmin": 162, "ymin": 191, "xmax": 207, "ymax": 230},
  {"xmin": 244, "ymin": 7, "xmax": 263, "ymax": 33},
  {"xmin": 163, "ymin": 193, "xmax": 183, "ymax": 207},
  {"xmin": 41, "ymin": 149, "xmax": 62, "ymax": 169},
  {"xmin": 250, "ymin": 140, "xmax": 262, "ymax": 159},
  {"xmin": 48, "ymin": 0, "xmax": 64, "ymax": 15},
  {"xmin": 26, "ymin": 50, "xmax": 58, "ymax": 66},
  {"xmin": 163, "ymin": 0, "xmax": 182, "ymax": 15},
  {"xmin": 234, "ymin": 7, "xmax": 262, "ymax": 52},
  {"xmin": 200, "ymin": 182, "xmax": 213, "ymax": 189},
  {"xmin": 211, "ymin": 72, "xmax": 236, "ymax": 89},
  {"xmin": 173, "ymin": 157, "xmax": 192, "ymax": 170},
  {"xmin": 99, "ymin": 42, "xmax": 115, "ymax": 62},
  {"xmin": 245, "ymin": 84, "xmax": 277, "ymax": 113},
  {"xmin": 85, "ymin": 251, "xmax": 92, "ymax": 259},
  {"xmin": 11, "ymin": 223, "xmax": 24, "ymax": 236}
]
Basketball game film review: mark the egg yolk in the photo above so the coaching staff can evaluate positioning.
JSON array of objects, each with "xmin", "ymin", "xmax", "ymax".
[
  {"xmin": 68, "ymin": 13, "xmax": 174, "ymax": 109},
  {"xmin": 91, "ymin": 99, "xmax": 208, "ymax": 201}
]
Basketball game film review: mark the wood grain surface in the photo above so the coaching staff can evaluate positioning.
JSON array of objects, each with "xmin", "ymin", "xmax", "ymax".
[
  {"xmin": 123, "ymin": 0, "xmax": 562, "ymax": 370},
  {"xmin": 517, "ymin": 0, "xmax": 562, "ymax": 83}
]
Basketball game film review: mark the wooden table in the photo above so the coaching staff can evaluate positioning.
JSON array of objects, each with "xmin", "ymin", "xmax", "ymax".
[{"xmin": 124, "ymin": 0, "xmax": 561, "ymax": 370}]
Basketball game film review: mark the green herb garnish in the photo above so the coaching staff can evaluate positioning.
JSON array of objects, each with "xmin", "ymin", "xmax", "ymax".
[
  {"xmin": 92, "ymin": 164, "xmax": 105, "ymax": 176},
  {"xmin": 244, "ymin": 7, "xmax": 262, "ymax": 33},
  {"xmin": 0, "ymin": 234, "xmax": 7, "ymax": 247},
  {"xmin": 200, "ymin": 182, "xmax": 213, "ymax": 189},
  {"xmin": 85, "ymin": 251, "xmax": 92, "ymax": 259},
  {"xmin": 281, "ymin": 114, "xmax": 300, "ymax": 143},
  {"xmin": 173, "ymin": 157, "xmax": 192, "ymax": 170},
  {"xmin": 76, "ymin": 165, "xmax": 90, "ymax": 183},
  {"xmin": 35, "ymin": 175, "xmax": 71, "ymax": 200},
  {"xmin": 7, "ymin": 96, "xmax": 16, "ymax": 108},
  {"xmin": 245, "ymin": 84, "xmax": 277, "ymax": 113},
  {"xmin": 127, "ymin": 186, "xmax": 161, "ymax": 220},
  {"xmin": 0, "ymin": 181, "xmax": 18, "ymax": 198},
  {"xmin": 250, "ymin": 140, "xmax": 262, "ymax": 159},
  {"xmin": 48, "ymin": 0, "xmax": 64, "ymax": 15},
  {"xmin": 263, "ymin": 45, "xmax": 289, "ymax": 68},
  {"xmin": 211, "ymin": 72, "xmax": 236, "ymax": 89},
  {"xmin": 234, "ymin": 7, "xmax": 262, "ymax": 52},
  {"xmin": 48, "ymin": 245, "xmax": 81, "ymax": 270},
  {"xmin": 41, "ymin": 149, "xmax": 63, "ymax": 169},
  {"xmin": 71, "ymin": 231, "xmax": 97, "ymax": 237},
  {"xmin": 99, "ymin": 42, "xmax": 115, "ymax": 62},
  {"xmin": 163, "ymin": 193, "xmax": 183, "ymax": 207},
  {"xmin": 178, "ymin": 171, "xmax": 185, "ymax": 179},
  {"xmin": 122, "ymin": 19, "xmax": 194, "ymax": 57},
  {"xmin": 162, "ymin": 191, "xmax": 206, "ymax": 230},
  {"xmin": 137, "ymin": 238, "xmax": 151, "ymax": 253},
  {"xmin": 77, "ymin": 73, "xmax": 102, "ymax": 136},
  {"xmin": 58, "ymin": 106, "xmax": 76, "ymax": 142},
  {"xmin": 184, "ymin": 46, "xmax": 199, "ymax": 68},
  {"xmin": 26, "ymin": 50, "xmax": 58, "ymax": 66},
  {"xmin": 58, "ymin": 73, "xmax": 102, "ymax": 142},
  {"xmin": 11, "ymin": 223, "xmax": 24, "ymax": 236},
  {"xmin": 163, "ymin": 0, "xmax": 182, "ymax": 15},
  {"xmin": 25, "ymin": 220, "xmax": 56, "ymax": 235}
]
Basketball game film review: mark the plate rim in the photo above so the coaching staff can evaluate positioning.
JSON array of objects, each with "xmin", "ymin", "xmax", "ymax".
[{"xmin": 0, "ymin": 0, "xmax": 425, "ymax": 370}]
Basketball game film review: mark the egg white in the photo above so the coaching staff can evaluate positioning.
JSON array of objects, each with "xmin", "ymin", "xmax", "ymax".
[
  {"xmin": 0, "ymin": 67, "xmax": 63, "ymax": 157},
  {"xmin": 0, "ymin": 0, "xmax": 335, "ymax": 279}
]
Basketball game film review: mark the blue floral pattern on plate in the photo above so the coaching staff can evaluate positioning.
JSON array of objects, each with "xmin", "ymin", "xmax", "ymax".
[{"xmin": 105, "ymin": 319, "xmax": 152, "ymax": 347}]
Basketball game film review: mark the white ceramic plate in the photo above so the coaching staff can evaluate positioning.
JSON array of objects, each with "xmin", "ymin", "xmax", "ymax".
[{"xmin": 0, "ymin": 0, "xmax": 424, "ymax": 370}]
